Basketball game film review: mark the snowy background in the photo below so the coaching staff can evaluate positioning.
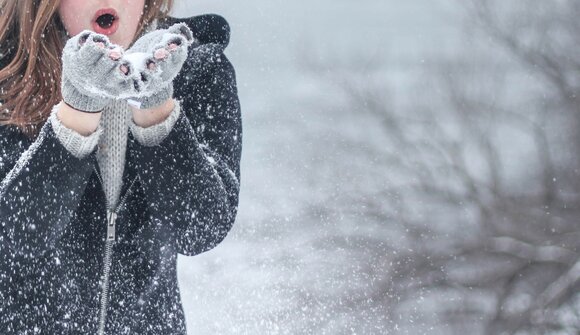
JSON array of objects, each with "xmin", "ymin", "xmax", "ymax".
[{"xmin": 171, "ymin": 1, "xmax": 580, "ymax": 334}]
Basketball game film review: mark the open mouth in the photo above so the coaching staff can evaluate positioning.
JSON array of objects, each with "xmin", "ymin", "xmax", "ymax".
[
  {"xmin": 97, "ymin": 13, "xmax": 115, "ymax": 29},
  {"xmin": 92, "ymin": 8, "xmax": 119, "ymax": 35}
]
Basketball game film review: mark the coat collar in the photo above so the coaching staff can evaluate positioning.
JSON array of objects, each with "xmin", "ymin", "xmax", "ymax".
[{"xmin": 158, "ymin": 14, "xmax": 231, "ymax": 50}]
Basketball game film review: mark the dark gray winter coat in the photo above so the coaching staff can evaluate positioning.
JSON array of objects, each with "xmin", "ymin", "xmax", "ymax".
[{"xmin": 0, "ymin": 14, "xmax": 241, "ymax": 334}]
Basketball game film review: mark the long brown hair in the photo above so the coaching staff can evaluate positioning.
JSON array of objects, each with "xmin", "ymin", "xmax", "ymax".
[{"xmin": 0, "ymin": 0, "xmax": 174, "ymax": 138}]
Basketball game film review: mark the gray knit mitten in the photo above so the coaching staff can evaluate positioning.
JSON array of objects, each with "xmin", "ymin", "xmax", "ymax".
[
  {"xmin": 61, "ymin": 31, "xmax": 132, "ymax": 112},
  {"xmin": 122, "ymin": 23, "xmax": 196, "ymax": 109}
]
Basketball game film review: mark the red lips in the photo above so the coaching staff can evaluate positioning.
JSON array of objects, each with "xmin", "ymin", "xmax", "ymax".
[{"xmin": 92, "ymin": 8, "xmax": 119, "ymax": 35}]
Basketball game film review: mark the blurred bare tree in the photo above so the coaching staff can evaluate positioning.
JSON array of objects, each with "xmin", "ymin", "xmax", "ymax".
[
  {"xmin": 390, "ymin": 1, "xmax": 580, "ymax": 333},
  {"xmin": 295, "ymin": 0, "xmax": 580, "ymax": 333}
]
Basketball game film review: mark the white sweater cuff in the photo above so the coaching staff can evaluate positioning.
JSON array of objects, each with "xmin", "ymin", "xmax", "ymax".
[
  {"xmin": 48, "ymin": 105, "xmax": 103, "ymax": 159},
  {"xmin": 129, "ymin": 99, "xmax": 181, "ymax": 147}
]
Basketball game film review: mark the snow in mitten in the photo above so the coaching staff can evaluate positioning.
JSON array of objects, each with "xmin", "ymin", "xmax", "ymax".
[
  {"xmin": 122, "ymin": 23, "xmax": 196, "ymax": 109},
  {"xmin": 61, "ymin": 31, "xmax": 134, "ymax": 112}
]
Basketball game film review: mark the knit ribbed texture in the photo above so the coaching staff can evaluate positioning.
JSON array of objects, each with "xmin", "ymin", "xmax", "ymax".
[
  {"xmin": 96, "ymin": 100, "xmax": 130, "ymax": 209},
  {"xmin": 49, "ymin": 105, "xmax": 103, "ymax": 158},
  {"xmin": 61, "ymin": 78, "xmax": 110, "ymax": 112},
  {"xmin": 132, "ymin": 84, "xmax": 174, "ymax": 110},
  {"xmin": 128, "ymin": 99, "xmax": 181, "ymax": 147},
  {"xmin": 51, "ymin": 99, "xmax": 180, "ymax": 208}
]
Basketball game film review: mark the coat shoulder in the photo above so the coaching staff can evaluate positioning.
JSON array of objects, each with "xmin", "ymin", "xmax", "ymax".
[{"xmin": 160, "ymin": 14, "xmax": 231, "ymax": 49}]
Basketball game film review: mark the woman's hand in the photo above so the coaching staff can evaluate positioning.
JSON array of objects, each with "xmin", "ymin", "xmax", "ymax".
[
  {"xmin": 121, "ymin": 23, "xmax": 196, "ymax": 110},
  {"xmin": 61, "ymin": 31, "xmax": 132, "ymax": 112},
  {"xmin": 60, "ymin": 24, "xmax": 195, "ymax": 113}
]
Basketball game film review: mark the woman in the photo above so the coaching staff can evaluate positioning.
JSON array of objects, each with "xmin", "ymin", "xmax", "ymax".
[{"xmin": 0, "ymin": 0, "xmax": 242, "ymax": 334}]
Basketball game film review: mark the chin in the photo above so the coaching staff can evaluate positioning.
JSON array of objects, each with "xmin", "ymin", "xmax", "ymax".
[{"xmin": 109, "ymin": 36, "xmax": 127, "ymax": 48}]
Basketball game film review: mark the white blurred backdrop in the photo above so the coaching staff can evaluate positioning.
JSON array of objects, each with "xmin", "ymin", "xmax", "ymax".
[{"xmin": 171, "ymin": 1, "xmax": 580, "ymax": 334}]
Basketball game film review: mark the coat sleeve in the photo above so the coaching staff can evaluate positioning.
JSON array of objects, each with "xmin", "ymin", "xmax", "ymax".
[
  {"xmin": 0, "ymin": 121, "xmax": 97, "ymax": 259},
  {"xmin": 127, "ymin": 41, "xmax": 242, "ymax": 256}
]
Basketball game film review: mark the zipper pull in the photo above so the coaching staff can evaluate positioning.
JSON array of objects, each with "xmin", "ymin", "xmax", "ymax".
[{"xmin": 107, "ymin": 210, "xmax": 117, "ymax": 241}]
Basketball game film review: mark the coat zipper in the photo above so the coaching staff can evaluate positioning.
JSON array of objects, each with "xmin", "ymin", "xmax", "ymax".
[{"xmin": 93, "ymin": 163, "xmax": 139, "ymax": 335}]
